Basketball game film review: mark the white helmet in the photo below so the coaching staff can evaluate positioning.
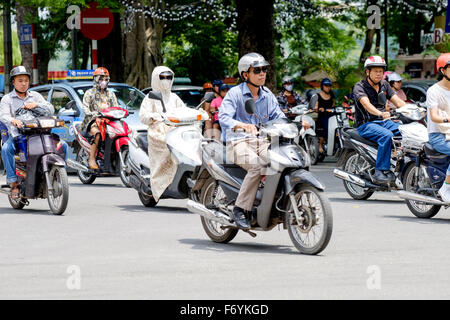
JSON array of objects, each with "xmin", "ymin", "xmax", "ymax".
[
  {"xmin": 238, "ymin": 52, "xmax": 270, "ymax": 78},
  {"xmin": 387, "ymin": 72, "xmax": 402, "ymax": 82},
  {"xmin": 364, "ymin": 55, "xmax": 387, "ymax": 70}
]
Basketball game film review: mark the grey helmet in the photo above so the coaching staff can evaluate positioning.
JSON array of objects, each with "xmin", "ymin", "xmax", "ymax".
[
  {"xmin": 387, "ymin": 72, "xmax": 402, "ymax": 82},
  {"xmin": 282, "ymin": 76, "xmax": 293, "ymax": 84},
  {"xmin": 10, "ymin": 66, "xmax": 31, "ymax": 80},
  {"xmin": 238, "ymin": 52, "xmax": 270, "ymax": 78}
]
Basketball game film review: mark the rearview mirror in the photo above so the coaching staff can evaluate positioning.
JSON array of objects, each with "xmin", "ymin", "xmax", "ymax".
[
  {"xmin": 244, "ymin": 98, "xmax": 256, "ymax": 115},
  {"xmin": 65, "ymin": 100, "xmax": 76, "ymax": 110},
  {"xmin": 378, "ymin": 92, "xmax": 387, "ymax": 105},
  {"xmin": 147, "ymin": 91, "xmax": 163, "ymax": 101},
  {"xmin": 308, "ymin": 94, "xmax": 318, "ymax": 110},
  {"xmin": 203, "ymin": 92, "xmax": 215, "ymax": 103}
]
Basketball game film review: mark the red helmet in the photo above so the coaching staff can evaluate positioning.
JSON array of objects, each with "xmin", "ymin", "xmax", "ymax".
[
  {"xmin": 436, "ymin": 53, "xmax": 450, "ymax": 74},
  {"xmin": 203, "ymin": 82, "xmax": 213, "ymax": 90},
  {"xmin": 93, "ymin": 67, "xmax": 109, "ymax": 76}
]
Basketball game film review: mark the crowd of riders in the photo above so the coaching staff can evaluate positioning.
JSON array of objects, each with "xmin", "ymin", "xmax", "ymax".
[{"xmin": 1, "ymin": 50, "xmax": 449, "ymax": 208}]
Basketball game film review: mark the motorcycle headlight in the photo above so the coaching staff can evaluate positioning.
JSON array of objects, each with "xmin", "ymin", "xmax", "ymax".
[{"xmin": 39, "ymin": 119, "xmax": 56, "ymax": 128}]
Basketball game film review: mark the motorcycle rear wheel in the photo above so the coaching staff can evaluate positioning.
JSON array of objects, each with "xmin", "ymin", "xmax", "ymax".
[
  {"xmin": 285, "ymin": 185, "xmax": 333, "ymax": 255},
  {"xmin": 403, "ymin": 164, "xmax": 441, "ymax": 219},
  {"xmin": 76, "ymin": 148, "xmax": 96, "ymax": 185},
  {"xmin": 119, "ymin": 146, "xmax": 131, "ymax": 188},
  {"xmin": 200, "ymin": 178, "xmax": 238, "ymax": 243},
  {"xmin": 47, "ymin": 165, "xmax": 69, "ymax": 215}
]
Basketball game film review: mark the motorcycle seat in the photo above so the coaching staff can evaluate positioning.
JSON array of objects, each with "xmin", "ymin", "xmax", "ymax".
[
  {"xmin": 203, "ymin": 140, "xmax": 241, "ymax": 168},
  {"xmin": 423, "ymin": 143, "xmax": 448, "ymax": 159},
  {"xmin": 344, "ymin": 128, "xmax": 378, "ymax": 148},
  {"xmin": 136, "ymin": 133, "xmax": 148, "ymax": 151}
]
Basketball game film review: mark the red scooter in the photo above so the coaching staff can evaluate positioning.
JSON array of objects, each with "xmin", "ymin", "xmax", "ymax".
[{"xmin": 67, "ymin": 107, "xmax": 132, "ymax": 187}]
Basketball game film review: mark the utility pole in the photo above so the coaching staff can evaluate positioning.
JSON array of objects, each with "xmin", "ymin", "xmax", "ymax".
[
  {"xmin": 72, "ymin": 29, "xmax": 78, "ymax": 70},
  {"xmin": 3, "ymin": 0, "xmax": 13, "ymax": 93}
]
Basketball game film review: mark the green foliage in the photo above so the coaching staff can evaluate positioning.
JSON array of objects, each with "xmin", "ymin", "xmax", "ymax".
[
  {"xmin": 162, "ymin": 20, "xmax": 238, "ymax": 84},
  {"xmin": 0, "ymin": 17, "xmax": 23, "ymax": 66},
  {"xmin": 277, "ymin": 15, "xmax": 360, "ymax": 101}
]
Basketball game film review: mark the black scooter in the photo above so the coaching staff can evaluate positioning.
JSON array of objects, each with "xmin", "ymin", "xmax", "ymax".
[{"xmin": 0, "ymin": 117, "xmax": 69, "ymax": 215}]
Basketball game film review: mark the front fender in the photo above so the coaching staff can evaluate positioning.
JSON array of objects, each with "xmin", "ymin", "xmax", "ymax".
[
  {"xmin": 115, "ymin": 137, "xmax": 130, "ymax": 152},
  {"xmin": 284, "ymin": 169, "xmax": 325, "ymax": 194},
  {"xmin": 41, "ymin": 153, "xmax": 66, "ymax": 172}
]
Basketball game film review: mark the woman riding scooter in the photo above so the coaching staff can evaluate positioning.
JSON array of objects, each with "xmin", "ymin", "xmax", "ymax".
[
  {"xmin": 139, "ymin": 66, "xmax": 208, "ymax": 202},
  {"xmin": 314, "ymin": 78, "xmax": 335, "ymax": 155},
  {"xmin": 81, "ymin": 67, "xmax": 118, "ymax": 170}
]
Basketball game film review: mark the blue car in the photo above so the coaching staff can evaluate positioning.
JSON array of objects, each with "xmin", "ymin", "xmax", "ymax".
[{"xmin": 29, "ymin": 82, "xmax": 147, "ymax": 163}]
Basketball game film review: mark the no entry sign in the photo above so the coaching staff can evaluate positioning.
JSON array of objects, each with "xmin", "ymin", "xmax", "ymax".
[{"xmin": 80, "ymin": 2, "xmax": 114, "ymax": 40}]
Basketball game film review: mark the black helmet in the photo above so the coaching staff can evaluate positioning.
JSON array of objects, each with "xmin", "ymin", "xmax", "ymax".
[{"xmin": 10, "ymin": 66, "xmax": 31, "ymax": 81}]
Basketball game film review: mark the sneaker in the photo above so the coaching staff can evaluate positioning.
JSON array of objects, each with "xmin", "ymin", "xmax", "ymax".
[
  {"xmin": 232, "ymin": 206, "xmax": 250, "ymax": 230},
  {"xmin": 438, "ymin": 184, "xmax": 450, "ymax": 203}
]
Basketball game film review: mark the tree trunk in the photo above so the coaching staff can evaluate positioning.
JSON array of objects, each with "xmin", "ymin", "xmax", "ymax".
[
  {"xmin": 359, "ymin": 28, "xmax": 376, "ymax": 64},
  {"xmin": 81, "ymin": 36, "xmax": 90, "ymax": 70},
  {"xmin": 124, "ymin": 1, "xmax": 164, "ymax": 90},
  {"xmin": 15, "ymin": 5, "xmax": 37, "ymax": 72},
  {"xmin": 98, "ymin": 12, "xmax": 124, "ymax": 82},
  {"xmin": 236, "ymin": 0, "xmax": 276, "ymax": 92}
]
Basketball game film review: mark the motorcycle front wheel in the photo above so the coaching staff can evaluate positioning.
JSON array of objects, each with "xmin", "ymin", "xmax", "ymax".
[
  {"xmin": 285, "ymin": 185, "xmax": 333, "ymax": 255},
  {"xmin": 342, "ymin": 151, "xmax": 374, "ymax": 200},
  {"xmin": 200, "ymin": 178, "xmax": 238, "ymax": 243},
  {"xmin": 76, "ymin": 148, "xmax": 96, "ymax": 185},
  {"xmin": 403, "ymin": 164, "xmax": 441, "ymax": 219},
  {"xmin": 47, "ymin": 165, "xmax": 69, "ymax": 215},
  {"xmin": 306, "ymin": 135, "xmax": 319, "ymax": 165},
  {"xmin": 119, "ymin": 146, "xmax": 131, "ymax": 188},
  {"xmin": 138, "ymin": 192, "xmax": 157, "ymax": 207}
]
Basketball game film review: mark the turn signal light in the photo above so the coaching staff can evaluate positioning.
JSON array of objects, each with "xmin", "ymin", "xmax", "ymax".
[{"xmin": 168, "ymin": 117, "xmax": 180, "ymax": 123}]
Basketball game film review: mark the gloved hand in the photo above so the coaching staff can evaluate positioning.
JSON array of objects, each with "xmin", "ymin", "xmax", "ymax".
[{"xmin": 200, "ymin": 108, "xmax": 210, "ymax": 121}]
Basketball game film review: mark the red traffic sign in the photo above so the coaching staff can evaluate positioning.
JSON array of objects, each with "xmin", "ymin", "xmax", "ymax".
[{"xmin": 80, "ymin": 2, "xmax": 114, "ymax": 40}]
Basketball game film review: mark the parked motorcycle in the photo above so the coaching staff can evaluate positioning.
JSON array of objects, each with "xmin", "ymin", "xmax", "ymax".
[
  {"xmin": 0, "ymin": 116, "xmax": 69, "ymax": 215},
  {"xmin": 333, "ymin": 95, "xmax": 428, "ymax": 201},
  {"xmin": 126, "ymin": 92, "xmax": 215, "ymax": 207},
  {"xmin": 187, "ymin": 98, "xmax": 333, "ymax": 255},
  {"xmin": 397, "ymin": 143, "xmax": 449, "ymax": 218},
  {"xmin": 290, "ymin": 101, "xmax": 320, "ymax": 165},
  {"xmin": 67, "ymin": 107, "xmax": 132, "ymax": 187}
]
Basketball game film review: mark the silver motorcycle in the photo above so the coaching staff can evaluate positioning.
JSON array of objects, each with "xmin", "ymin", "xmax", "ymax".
[{"xmin": 187, "ymin": 99, "xmax": 333, "ymax": 255}]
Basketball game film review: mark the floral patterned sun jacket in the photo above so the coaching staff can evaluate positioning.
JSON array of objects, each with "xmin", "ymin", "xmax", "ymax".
[{"xmin": 81, "ymin": 87, "xmax": 118, "ymax": 131}]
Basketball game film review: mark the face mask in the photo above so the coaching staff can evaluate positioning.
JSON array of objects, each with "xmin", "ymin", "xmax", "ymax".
[
  {"xmin": 100, "ymin": 80, "xmax": 108, "ymax": 89},
  {"xmin": 285, "ymin": 85, "xmax": 293, "ymax": 91},
  {"xmin": 160, "ymin": 79, "xmax": 172, "ymax": 91}
]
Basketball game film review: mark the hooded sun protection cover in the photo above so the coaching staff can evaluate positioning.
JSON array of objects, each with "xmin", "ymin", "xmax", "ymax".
[{"xmin": 151, "ymin": 66, "xmax": 175, "ymax": 96}]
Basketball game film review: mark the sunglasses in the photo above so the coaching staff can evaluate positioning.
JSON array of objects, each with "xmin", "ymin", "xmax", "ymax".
[
  {"xmin": 159, "ymin": 75, "xmax": 173, "ymax": 80},
  {"xmin": 99, "ymin": 76, "xmax": 110, "ymax": 81},
  {"xmin": 252, "ymin": 67, "xmax": 268, "ymax": 74}
]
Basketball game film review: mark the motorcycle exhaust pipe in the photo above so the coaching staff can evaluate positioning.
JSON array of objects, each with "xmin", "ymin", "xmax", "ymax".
[
  {"xmin": 333, "ymin": 168, "xmax": 369, "ymax": 188},
  {"xmin": 397, "ymin": 190, "xmax": 447, "ymax": 206},
  {"xmin": 186, "ymin": 200, "xmax": 237, "ymax": 228},
  {"xmin": 66, "ymin": 159, "xmax": 90, "ymax": 173}
]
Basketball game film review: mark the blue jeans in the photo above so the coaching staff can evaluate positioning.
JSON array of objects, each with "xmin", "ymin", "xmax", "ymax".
[
  {"xmin": 429, "ymin": 132, "xmax": 450, "ymax": 175},
  {"xmin": 357, "ymin": 120, "xmax": 400, "ymax": 171},
  {"xmin": 1, "ymin": 136, "xmax": 68, "ymax": 184}
]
